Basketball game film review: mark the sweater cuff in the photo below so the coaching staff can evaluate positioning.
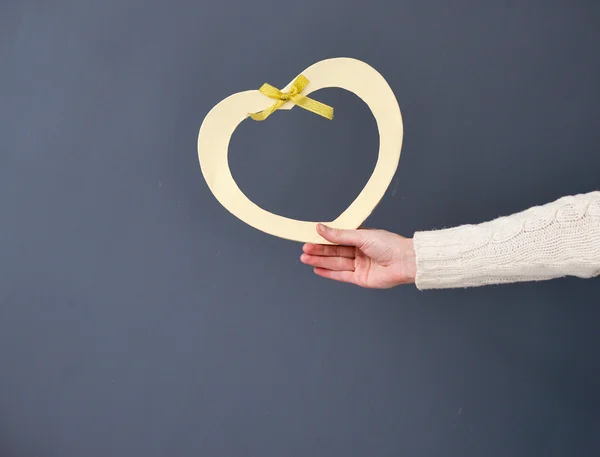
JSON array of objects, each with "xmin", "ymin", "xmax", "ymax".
[{"xmin": 413, "ymin": 225, "xmax": 482, "ymax": 290}]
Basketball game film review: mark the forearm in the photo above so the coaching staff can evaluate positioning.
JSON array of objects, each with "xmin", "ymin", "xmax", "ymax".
[{"xmin": 412, "ymin": 191, "xmax": 600, "ymax": 290}]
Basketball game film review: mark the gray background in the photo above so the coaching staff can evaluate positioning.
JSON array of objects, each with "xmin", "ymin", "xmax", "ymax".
[{"xmin": 1, "ymin": 1, "xmax": 599, "ymax": 456}]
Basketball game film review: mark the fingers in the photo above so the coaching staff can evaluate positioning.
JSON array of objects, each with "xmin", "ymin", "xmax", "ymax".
[
  {"xmin": 300, "ymin": 254, "xmax": 355, "ymax": 271},
  {"xmin": 316, "ymin": 224, "xmax": 365, "ymax": 247},
  {"xmin": 302, "ymin": 243, "xmax": 355, "ymax": 258},
  {"xmin": 313, "ymin": 267, "xmax": 356, "ymax": 284}
]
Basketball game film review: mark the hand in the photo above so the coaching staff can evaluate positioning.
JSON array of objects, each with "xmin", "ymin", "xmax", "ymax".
[{"xmin": 300, "ymin": 224, "xmax": 417, "ymax": 289}]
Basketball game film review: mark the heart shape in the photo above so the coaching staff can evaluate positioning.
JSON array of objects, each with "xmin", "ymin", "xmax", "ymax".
[{"xmin": 197, "ymin": 57, "xmax": 403, "ymax": 244}]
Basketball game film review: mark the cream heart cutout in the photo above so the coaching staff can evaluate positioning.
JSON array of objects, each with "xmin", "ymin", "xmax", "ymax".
[{"xmin": 197, "ymin": 57, "xmax": 403, "ymax": 244}]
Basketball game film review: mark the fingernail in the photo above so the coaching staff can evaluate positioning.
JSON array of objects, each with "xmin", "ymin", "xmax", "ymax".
[{"xmin": 317, "ymin": 223, "xmax": 328, "ymax": 232}]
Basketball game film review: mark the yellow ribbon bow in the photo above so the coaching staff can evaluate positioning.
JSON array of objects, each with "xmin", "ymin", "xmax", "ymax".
[{"xmin": 249, "ymin": 75, "xmax": 334, "ymax": 121}]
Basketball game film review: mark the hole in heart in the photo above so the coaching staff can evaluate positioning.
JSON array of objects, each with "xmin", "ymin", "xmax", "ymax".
[{"xmin": 228, "ymin": 88, "xmax": 379, "ymax": 222}]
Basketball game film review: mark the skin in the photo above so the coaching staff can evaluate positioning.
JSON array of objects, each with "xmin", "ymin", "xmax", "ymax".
[{"xmin": 300, "ymin": 224, "xmax": 417, "ymax": 289}]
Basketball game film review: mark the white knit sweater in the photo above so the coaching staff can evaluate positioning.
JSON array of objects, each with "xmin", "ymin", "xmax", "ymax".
[{"xmin": 413, "ymin": 191, "xmax": 600, "ymax": 289}]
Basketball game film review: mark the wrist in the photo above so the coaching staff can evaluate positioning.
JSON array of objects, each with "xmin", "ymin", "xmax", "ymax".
[
  {"xmin": 404, "ymin": 238, "xmax": 417, "ymax": 284},
  {"xmin": 391, "ymin": 236, "xmax": 416, "ymax": 286}
]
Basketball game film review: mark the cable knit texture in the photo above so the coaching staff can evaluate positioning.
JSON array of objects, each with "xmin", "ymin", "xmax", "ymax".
[{"xmin": 413, "ymin": 191, "xmax": 600, "ymax": 289}]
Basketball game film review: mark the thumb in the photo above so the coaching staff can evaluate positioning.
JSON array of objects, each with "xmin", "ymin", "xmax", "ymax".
[{"xmin": 317, "ymin": 224, "xmax": 365, "ymax": 246}]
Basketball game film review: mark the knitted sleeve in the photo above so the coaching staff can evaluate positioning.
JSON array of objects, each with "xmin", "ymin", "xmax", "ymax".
[{"xmin": 413, "ymin": 191, "xmax": 600, "ymax": 289}]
